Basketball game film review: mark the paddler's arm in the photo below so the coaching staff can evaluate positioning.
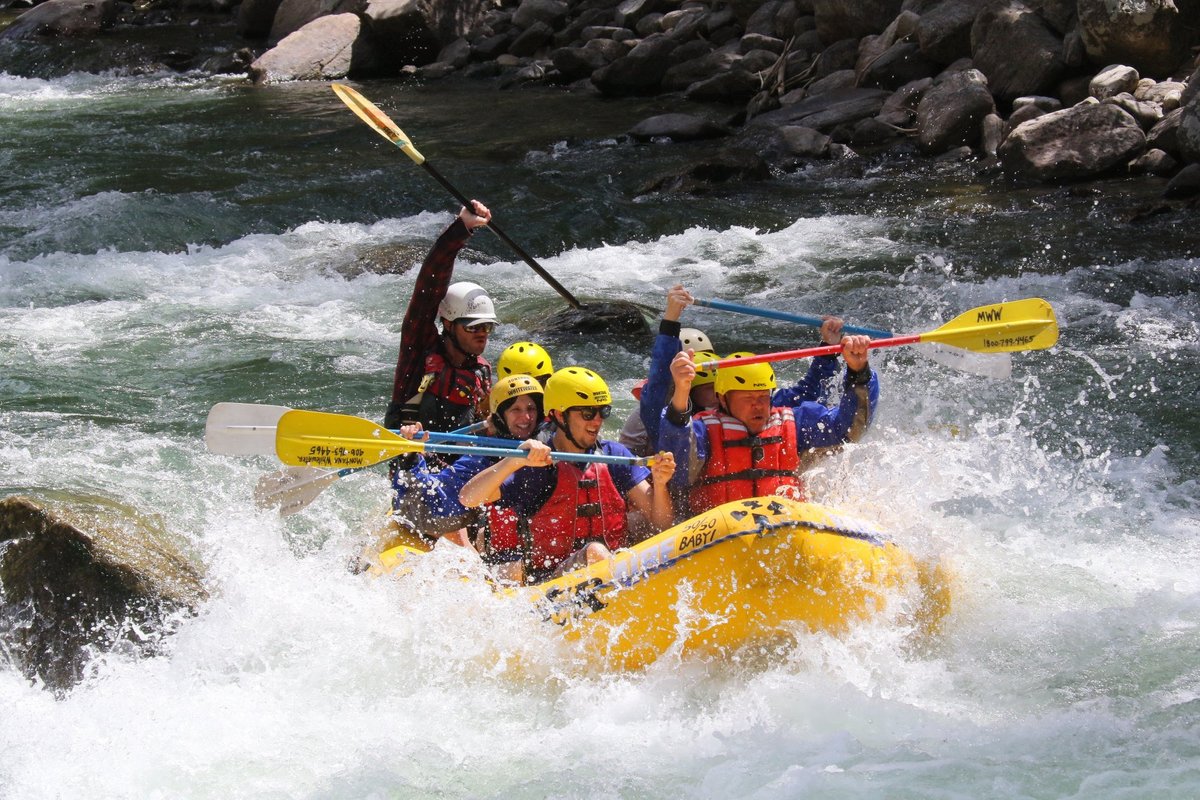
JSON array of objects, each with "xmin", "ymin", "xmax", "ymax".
[
  {"xmin": 793, "ymin": 335, "xmax": 880, "ymax": 448},
  {"xmin": 458, "ymin": 439, "xmax": 551, "ymax": 508},
  {"xmin": 623, "ymin": 450, "xmax": 676, "ymax": 536}
]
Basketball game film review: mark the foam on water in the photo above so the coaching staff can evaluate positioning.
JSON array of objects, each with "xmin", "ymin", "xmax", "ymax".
[{"xmin": 3, "ymin": 200, "xmax": 1200, "ymax": 797}]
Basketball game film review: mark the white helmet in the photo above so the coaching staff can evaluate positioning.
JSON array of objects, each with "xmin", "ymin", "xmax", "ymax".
[
  {"xmin": 679, "ymin": 327, "xmax": 713, "ymax": 352},
  {"xmin": 438, "ymin": 281, "xmax": 498, "ymax": 324}
]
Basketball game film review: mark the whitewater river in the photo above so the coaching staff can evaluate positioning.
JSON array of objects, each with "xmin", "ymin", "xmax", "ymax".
[{"xmin": 2, "ymin": 70, "xmax": 1199, "ymax": 798}]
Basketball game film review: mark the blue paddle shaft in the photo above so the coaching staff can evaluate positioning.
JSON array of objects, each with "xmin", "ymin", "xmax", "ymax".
[{"xmin": 694, "ymin": 298, "xmax": 893, "ymax": 339}]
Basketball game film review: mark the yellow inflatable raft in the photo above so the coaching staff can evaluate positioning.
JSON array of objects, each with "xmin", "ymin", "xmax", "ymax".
[{"xmin": 373, "ymin": 496, "xmax": 951, "ymax": 670}]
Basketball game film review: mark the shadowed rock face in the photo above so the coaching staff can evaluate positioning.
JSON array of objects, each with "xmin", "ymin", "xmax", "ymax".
[
  {"xmin": 529, "ymin": 300, "xmax": 651, "ymax": 344},
  {"xmin": 0, "ymin": 493, "xmax": 207, "ymax": 695}
]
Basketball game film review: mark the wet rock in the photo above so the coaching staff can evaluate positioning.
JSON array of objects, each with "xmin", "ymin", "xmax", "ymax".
[
  {"xmin": 1147, "ymin": 107, "xmax": 1183, "ymax": 159},
  {"xmin": 0, "ymin": 0, "xmax": 116, "ymax": 39},
  {"xmin": 270, "ymin": 0, "xmax": 362, "ymax": 43},
  {"xmin": 531, "ymin": 300, "xmax": 651, "ymax": 343},
  {"xmin": 0, "ymin": 493, "xmax": 207, "ymax": 694},
  {"xmin": 999, "ymin": 100, "xmax": 1147, "ymax": 181},
  {"xmin": 591, "ymin": 32, "xmax": 677, "ymax": 95},
  {"xmin": 915, "ymin": 0, "xmax": 978, "ymax": 64},
  {"xmin": 637, "ymin": 150, "xmax": 772, "ymax": 194},
  {"xmin": 970, "ymin": 0, "xmax": 1065, "ymax": 101},
  {"xmin": 1179, "ymin": 93, "xmax": 1200, "ymax": 164},
  {"xmin": 1078, "ymin": 0, "xmax": 1196, "ymax": 77},
  {"xmin": 627, "ymin": 112, "xmax": 731, "ymax": 142},
  {"xmin": 812, "ymin": 0, "xmax": 904, "ymax": 43},
  {"xmin": 1128, "ymin": 148, "xmax": 1178, "ymax": 176},
  {"xmin": 751, "ymin": 86, "xmax": 892, "ymax": 133},
  {"xmin": 916, "ymin": 68, "xmax": 996, "ymax": 154},
  {"xmin": 1089, "ymin": 64, "xmax": 1139, "ymax": 100},
  {"xmin": 360, "ymin": 0, "xmax": 440, "ymax": 64},
  {"xmin": 1164, "ymin": 162, "xmax": 1200, "ymax": 198},
  {"xmin": 249, "ymin": 13, "xmax": 375, "ymax": 83}
]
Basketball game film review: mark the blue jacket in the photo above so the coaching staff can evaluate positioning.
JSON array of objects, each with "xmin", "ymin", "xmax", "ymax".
[
  {"xmin": 657, "ymin": 367, "xmax": 880, "ymax": 497},
  {"xmin": 635, "ymin": 318, "xmax": 846, "ymax": 451}
]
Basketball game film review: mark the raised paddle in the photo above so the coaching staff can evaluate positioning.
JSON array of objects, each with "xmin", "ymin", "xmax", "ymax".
[
  {"xmin": 698, "ymin": 298, "xmax": 1059, "ymax": 370},
  {"xmin": 692, "ymin": 297, "xmax": 1013, "ymax": 379},
  {"xmin": 330, "ymin": 83, "xmax": 583, "ymax": 310},
  {"xmin": 276, "ymin": 409, "xmax": 657, "ymax": 469}
]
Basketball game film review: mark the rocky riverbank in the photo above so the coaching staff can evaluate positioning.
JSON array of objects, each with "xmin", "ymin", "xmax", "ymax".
[{"xmin": 4, "ymin": 0, "xmax": 1200, "ymax": 193}]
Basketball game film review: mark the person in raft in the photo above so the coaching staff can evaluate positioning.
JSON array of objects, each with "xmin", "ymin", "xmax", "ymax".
[
  {"xmin": 658, "ymin": 338, "xmax": 878, "ymax": 515},
  {"xmin": 459, "ymin": 366, "xmax": 676, "ymax": 584},
  {"xmin": 391, "ymin": 374, "xmax": 547, "ymax": 559},
  {"xmin": 383, "ymin": 200, "xmax": 498, "ymax": 436},
  {"xmin": 619, "ymin": 284, "xmax": 861, "ymax": 458}
]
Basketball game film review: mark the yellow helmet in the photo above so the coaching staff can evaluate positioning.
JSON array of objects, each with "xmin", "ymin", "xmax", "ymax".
[
  {"xmin": 496, "ymin": 341, "xmax": 553, "ymax": 379},
  {"xmin": 544, "ymin": 366, "xmax": 612, "ymax": 413},
  {"xmin": 488, "ymin": 374, "xmax": 544, "ymax": 416},
  {"xmin": 691, "ymin": 350, "xmax": 719, "ymax": 388},
  {"xmin": 714, "ymin": 352, "xmax": 776, "ymax": 395}
]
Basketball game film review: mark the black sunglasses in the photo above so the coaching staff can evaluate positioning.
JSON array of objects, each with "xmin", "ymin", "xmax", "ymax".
[
  {"xmin": 458, "ymin": 320, "xmax": 496, "ymax": 334},
  {"xmin": 569, "ymin": 405, "xmax": 612, "ymax": 421}
]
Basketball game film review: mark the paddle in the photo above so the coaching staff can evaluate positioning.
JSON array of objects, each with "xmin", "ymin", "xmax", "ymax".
[
  {"xmin": 276, "ymin": 409, "xmax": 656, "ymax": 469},
  {"xmin": 331, "ymin": 83, "xmax": 583, "ymax": 310},
  {"xmin": 206, "ymin": 402, "xmax": 492, "ymax": 457},
  {"xmin": 693, "ymin": 297, "xmax": 1013, "ymax": 379},
  {"xmin": 698, "ymin": 298, "xmax": 1058, "ymax": 370}
]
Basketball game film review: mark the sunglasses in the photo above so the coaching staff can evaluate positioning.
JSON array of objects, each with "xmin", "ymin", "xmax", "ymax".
[
  {"xmin": 458, "ymin": 320, "xmax": 496, "ymax": 334},
  {"xmin": 569, "ymin": 405, "xmax": 612, "ymax": 421}
]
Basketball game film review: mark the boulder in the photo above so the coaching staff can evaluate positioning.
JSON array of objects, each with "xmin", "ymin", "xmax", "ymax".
[
  {"xmin": 857, "ymin": 41, "xmax": 938, "ymax": 90},
  {"xmin": 1078, "ymin": 0, "xmax": 1197, "ymax": 78},
  {"xmin": 916, "ymin": 67, "xmax": 996, "ymax": 153},
  {"xmin": 1164, "ymin": 162, "xmax": 1200, "ymax": 197},
  {"xmin": 550, "ymin": 38, "xmax": 626, "ymax": 81},
  {"xmin": 0, "ymin": 0, "xmax": 115, "ymax": 39},
  {"xmin": 1147, "ymin": 107, "xmax": 1183, "ymax": 158},
  {"xmin": 811, "ymin": 0, "xmax": 905, "ymax": 42},
  {"xmin": 751, "ymin": 86, "xmax": 892, "ymax": 132},
  {"xmin": 249, "ymin": 13, "xmax": 377, "ymax": 83},
  {"xmin": 1179, "ymin": 93, "xmax": 1200, "ymax": 163},
  {"xmin": 591, "ymin": 32, "xmax": 678, "ymax": 95},
  {"xmin": 1089, "ymin": 64, "xmax": 1140, "ymax": 100},
  {"xmin": 999, "ymin": 100, "xmax": 1147, "ymax": 180},
  {"xmin": 512, "ymin": 0, "xmax": 568, "ymax": 29},
  {"xmin": 0, "ymin": 493, "xmax": 207, "ymax": 694},
  {"xmin": 532, "ymin": 300, "xmax": 651, "ymax": 342},
  {"xmin": 970, "ymin": 0, "xmax": 1065, "ymax": 101},
  {"xmin": 627, "ymin": 112, "xmax": 732, "ymax": 142},
  {"xmin": 914, "ymin": 0, "xmax": 979, "ymax": 65},
  {"xmin": 361, "ymin": 0, "xmax": 440, "ymax": 65},
  {"xmin": 269, "ymin": 0, "xmax": 362, "ymax": 43}
]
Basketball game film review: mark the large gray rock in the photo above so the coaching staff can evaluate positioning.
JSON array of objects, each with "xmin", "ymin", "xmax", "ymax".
[
  {"xmin": 361, "ymin": 0, "xmax": 440, "ymax": 65},
  {"xmin": 811, "ymin": 0, "xmax": 905, "ymax": 42},
  {"xmin": 628, "ymin": 112, "xmax": 732, "ymax": 141},
  {"xmin": 1078, "ymin": 0, "xmax": 1197, "ymax": 78},
  {"xmin": 550, "ymin": 38, "xmax": 627, "ymax": 82},
  {"xmin": 1179, "ymin": 94, "xmax": 1200, "ymax": 164},
  {"xmin": 0, "ymin": 0, "xmax": 116, "ymax": 39},
  {"xmin": 0, "ymin": 493, "xmax": 207, "ymax": 694},
  {"xmin": 249, "ymin": 13, "xmax": 376, "ymax": 83},
  {"xmin": 591, "ymin": 32, "xmax": 678, "ymax": 95},
  {"xmin": 750, "ymin": 87, "xmax": 892, "ymax": 132},
  {"xmin": 269, "ymin": 0, "xmax": 361, "ymax": 43},
  {"xmin": 971, "ymin": 0, "xmax": 1064, "ymax": 100},
  {"xmin": 916, "ymin": 67, "xmax": 996, "ymax": 153},
  {"xmin": 914, "ymin": 0, "xmax": 980, "ymax": 65},
  {"xmin": 999, "ymin": 100, "xmax": 1147, "ymax": 180}
]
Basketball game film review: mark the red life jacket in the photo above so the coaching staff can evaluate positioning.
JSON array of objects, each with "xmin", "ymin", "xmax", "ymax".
[
  {"xmin": 400, "ymin": 349, "xmax": 492, "ymax": 432},
  {"xmin": 522, "ymin": 461, "xmax": 628, "ymax": 577},
  {"xmin": 484, "ymin": 504, "xmax": 520, "ymax": 557},
  {"xmin": 689, "ymin": 407, "xmax": 802, "ymax": 513}
]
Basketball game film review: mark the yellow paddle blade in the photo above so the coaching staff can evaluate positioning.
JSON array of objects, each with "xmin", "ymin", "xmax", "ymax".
[
  {"xmin": 275, "ymin": 410, "xmax": 422, "ymax": 468},
  {"xmin": 330, "ymin": 83, "xmax": 426, "ymax": 165},
  {"xmin": 921, "ymin": 298, "xmax": 1059, "ymax": 352}
]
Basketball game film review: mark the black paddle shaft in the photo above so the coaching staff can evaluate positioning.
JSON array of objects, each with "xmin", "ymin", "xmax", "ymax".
[{"xmin": 419, "ymin": 161, "xmax": 585, "ymax": 310}]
